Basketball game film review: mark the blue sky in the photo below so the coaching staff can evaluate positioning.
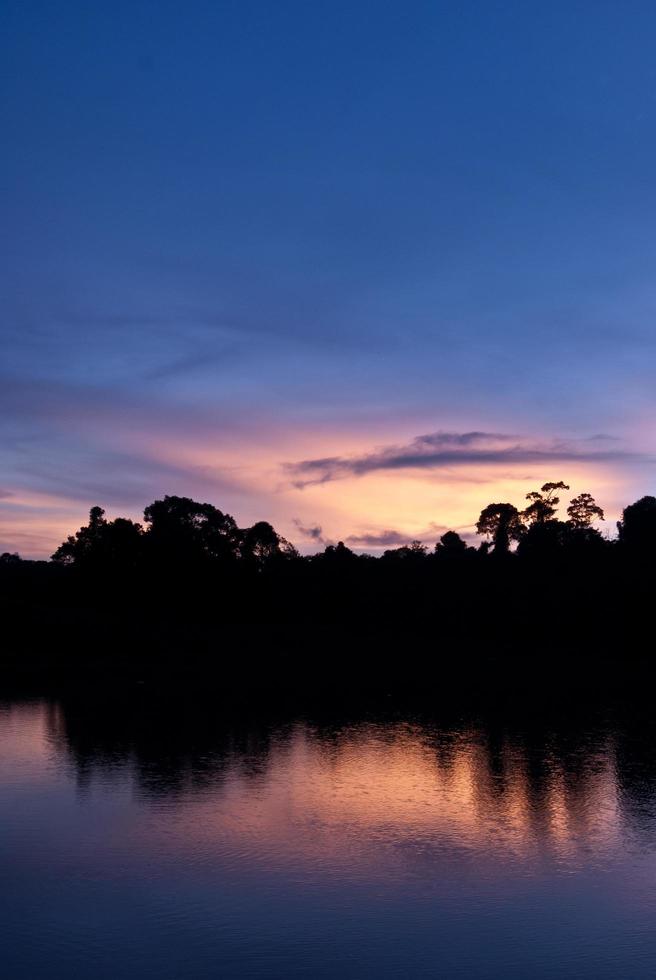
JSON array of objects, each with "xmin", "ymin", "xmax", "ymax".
[{"xmin": 2, "ymin": 1, "xmax": 656, "ymax": 554}]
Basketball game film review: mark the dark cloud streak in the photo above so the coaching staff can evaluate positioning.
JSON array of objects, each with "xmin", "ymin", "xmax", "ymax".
[
  {"xmin": 292, "ymin": 519, "xmax": 328, "ymax": 546},
  {"xmin": 346, "ymin": 529, "xmax": 422, "ymax": 547},
  {"xmin": 286, "ymin": 431, "xmax": 637, "ymax": 488}
]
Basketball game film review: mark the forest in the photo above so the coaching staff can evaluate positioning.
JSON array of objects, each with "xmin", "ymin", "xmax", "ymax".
[{"xmin": 2, "ymin": 481, "xmax": 655, "ymax": 687}]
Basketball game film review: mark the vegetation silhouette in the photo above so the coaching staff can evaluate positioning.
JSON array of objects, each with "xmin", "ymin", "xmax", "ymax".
[{"xmin": 2, "ymin": 483, "xmax": 655, "ymax": 685}]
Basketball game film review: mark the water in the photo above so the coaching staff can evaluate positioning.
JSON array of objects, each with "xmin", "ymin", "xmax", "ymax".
[{"xmin": 2, "ymin": 694, "xmax": 656, "ymax": 978}]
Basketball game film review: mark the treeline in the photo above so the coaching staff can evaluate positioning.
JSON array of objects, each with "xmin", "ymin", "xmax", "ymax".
[
  {"xmin": 2, "ymin": 482, "xmax": 656, "ymax": 680},
  {"xmin": 4, "ymin": 479, "xmax": 654, "ymax": 568}
]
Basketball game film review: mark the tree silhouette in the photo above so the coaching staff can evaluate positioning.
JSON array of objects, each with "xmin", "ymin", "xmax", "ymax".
[
  {"xmin": 517, "ymin": 519, "xmax": 568, "ymax": 559},
  {"xmin": 18, "ymin": 478, "xmax": 656, "ymax": 678},
  {"xmin": 0, "ymin": 551, "xmax": 21, "ymax": 565},
  {"xmin": 99, "ymin": 518, "xmax": 144, "ymax": 567},
  {"xmin": 241, "ymin": 521, "xmax": 298, "ymax": 566},
  {"xmin": 476, "ymin": 503, "xmax": 524, "ymax": 553},
  {"xmin": 434, "ymin": 531, "xmax": 468, "ymax": 556},
  {"xmin": 52, "ymin": 507, "xmax": 143, "ymax": 568},
  {"xmin": 617, "ymin": 496, "xmax": 656, "ymax": 552},
  {"xmin": 523, "ymin": 482, "xmax": 570, "ymax": 525},
  {"xmin": 52, "ymin": 506, "xmax": 108, "ymax": 564},
  {"xmin": 143, "ymin": 495, "xmax": 240, "ymax": 564},
  {"xmin": 319, "ymin": 541, "xmax": 358, "ymax": 564},
  {"xmin": 382, "ymin": 540, "xmax": 427, "ymax": 561},
  {"xmin": 567, "ymin": 493, "xmax": 604, "ymax": 529}
]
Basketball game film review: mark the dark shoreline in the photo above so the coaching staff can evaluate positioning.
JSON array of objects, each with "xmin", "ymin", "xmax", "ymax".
[{"xmin": 3, "ymin": 631, "xmax": 654, "ymax": 708}]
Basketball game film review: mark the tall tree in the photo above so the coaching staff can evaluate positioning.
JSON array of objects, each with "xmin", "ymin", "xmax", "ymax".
[
  {"xmin": 476, "ymin": 503, "xmax": 524, "ymax": 553},
  {"xmin": 567, "ymin": 493, "xmax": 604, "ymax": 528},
  {"xmin": 523, "ymin": 481, "xmax": 569, "ymax": 525}
]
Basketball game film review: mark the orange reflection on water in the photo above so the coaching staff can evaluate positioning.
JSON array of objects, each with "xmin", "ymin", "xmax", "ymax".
[
  {"xmin": 175, "ymin": 724, "xmax": 622, "ymax": 871},
  {"xmin": 0, "ymin": 701, "xmax": 63, "ymax": 784}
]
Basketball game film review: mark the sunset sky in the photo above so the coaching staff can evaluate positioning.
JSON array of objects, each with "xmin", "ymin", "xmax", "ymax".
[{"xmin": 3, "ymin": 1, "xmax": 656, "ymax": 557}]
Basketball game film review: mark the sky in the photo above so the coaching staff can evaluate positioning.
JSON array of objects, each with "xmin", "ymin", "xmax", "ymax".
[{"xmin": 2, "ymin": 0, "xmax": 656, "ymax": 556}]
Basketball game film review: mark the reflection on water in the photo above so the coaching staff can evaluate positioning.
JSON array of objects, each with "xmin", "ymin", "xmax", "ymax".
[{"xmin": 2, "ymin": 695, "xmax": 656, "ymax": 979}]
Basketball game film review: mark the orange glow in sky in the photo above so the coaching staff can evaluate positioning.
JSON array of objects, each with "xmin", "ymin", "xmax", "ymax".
[{"xmin": 0, "ymin": 425, "xmax": 632, "ymax": 558}]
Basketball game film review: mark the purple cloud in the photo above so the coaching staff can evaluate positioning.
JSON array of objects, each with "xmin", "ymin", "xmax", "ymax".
[
  {"xmin": 292, "ymin": 519, "xmax": 327, "ymax": 545},
  {"xmin": 346, "ymin": 529, "xmax": 420, "ymax": 547},
  {"xmin": 286, "ymin": 431, "xmax": 635, "ymax": 488}
]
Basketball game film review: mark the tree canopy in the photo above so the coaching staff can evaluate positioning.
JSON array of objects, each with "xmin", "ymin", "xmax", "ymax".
[{"xmin": 45, "ymin": 481, "xmax": 613, "ymax": 574}]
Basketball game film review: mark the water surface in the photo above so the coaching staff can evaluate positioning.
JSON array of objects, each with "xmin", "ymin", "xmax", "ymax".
[{"xmin": 2, "ymin": 695, "xmax": 656, "ymax": 978}]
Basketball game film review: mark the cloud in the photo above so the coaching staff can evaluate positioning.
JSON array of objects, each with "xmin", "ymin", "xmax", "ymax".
[
  {"xmin": 292, "ymin": 519, "xmax": 326, "ymax": 544},
  {"xmin": 285, "ymin": 431, "xmax": 635, "ymax": 488},
  {"xmin": 346, "ymin": 529, "xmax": 420, "ymax": 547},
  {"xmin": 345, "ymin": 521, "xmax": 460, "ymax": 549}
]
